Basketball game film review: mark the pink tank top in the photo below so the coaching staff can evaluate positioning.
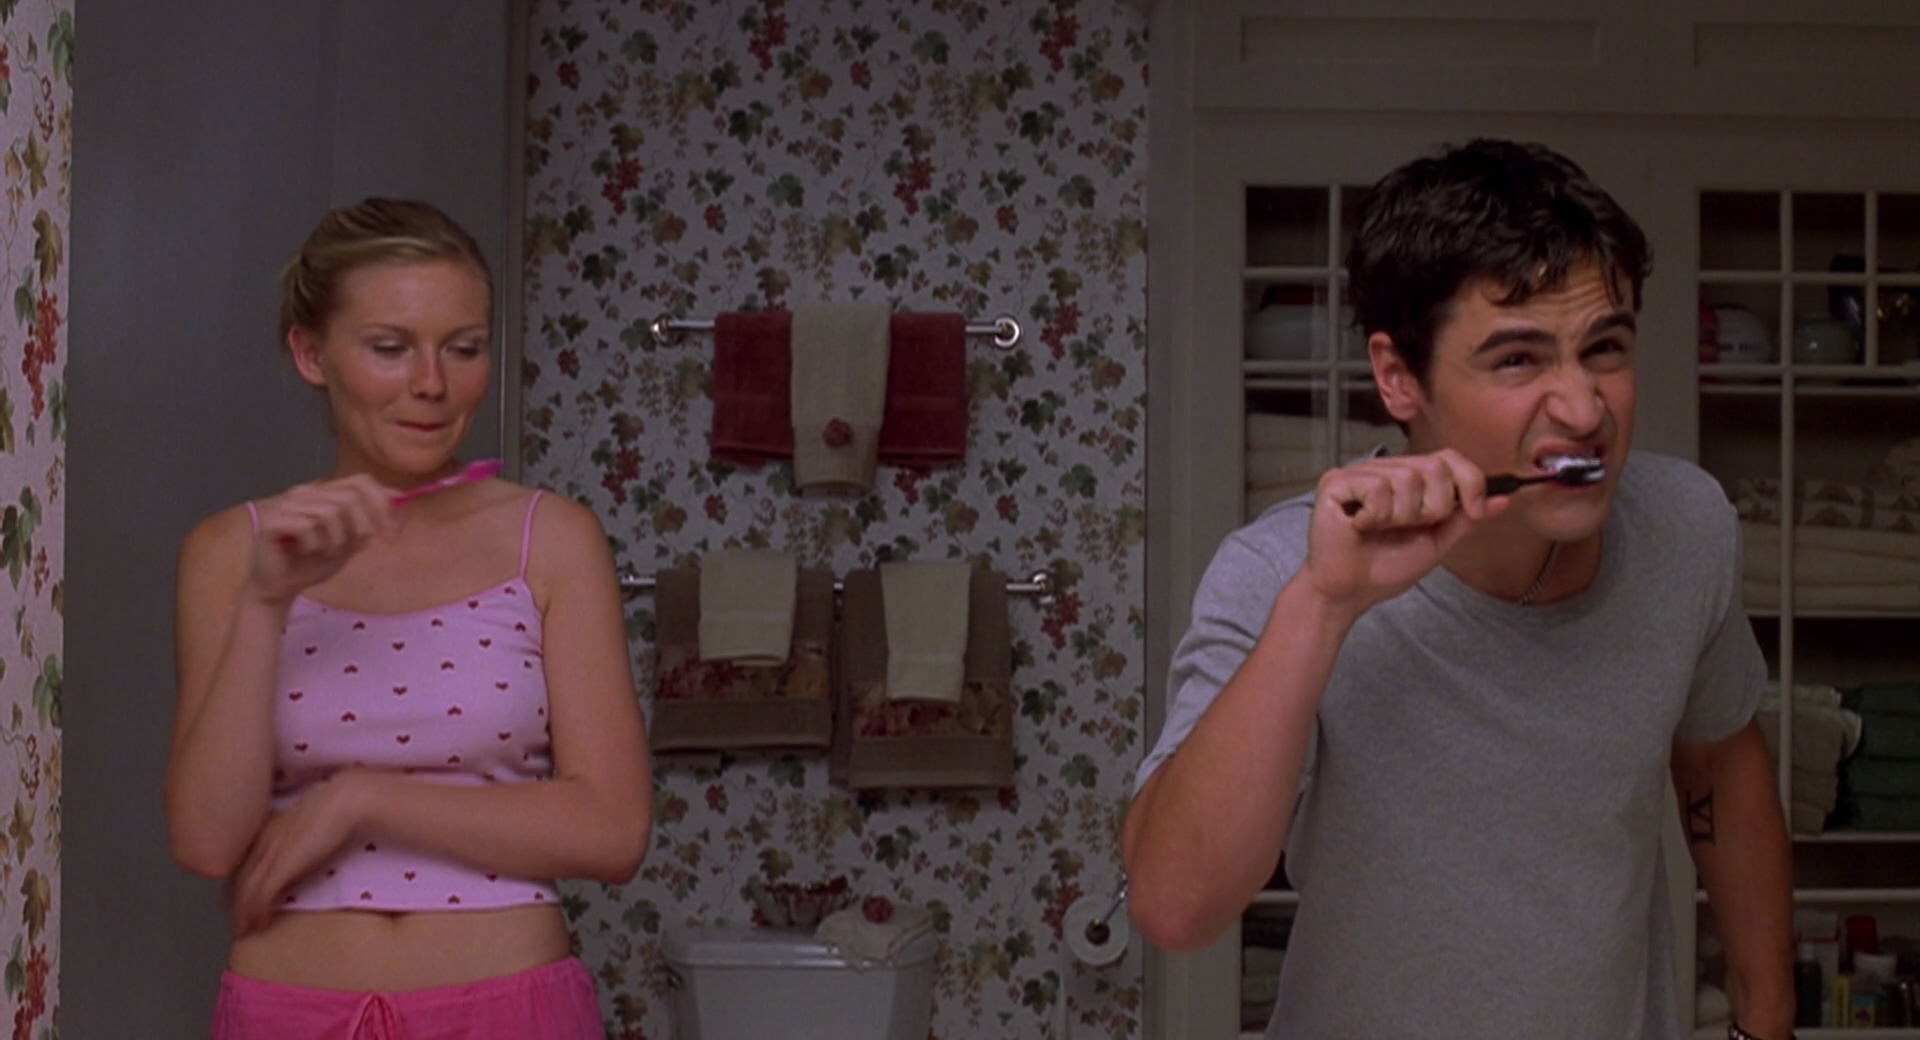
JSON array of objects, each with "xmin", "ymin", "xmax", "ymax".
[{"xmin": 248, "ymin": 491, "xmax": 559, "ymax": 912}]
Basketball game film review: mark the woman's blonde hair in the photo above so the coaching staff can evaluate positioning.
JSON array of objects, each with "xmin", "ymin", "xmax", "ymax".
[{"xmin": 278, "ymin": 198, "xmax": 493, "ymax": 341}]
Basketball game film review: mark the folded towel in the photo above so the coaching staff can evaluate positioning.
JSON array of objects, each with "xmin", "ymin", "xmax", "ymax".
[
  {"xmin": 1844, "ymin": 756, "xmax": 1920, "ymax": 798},
  {"xmin": 1760, "ymin": 682, "xmax": 1863, "ymax": 754},
  {"xmin": 881, "ymin": 561, "xmax": 972, "ymax": 704},
  {"xmin": 710, "ymin": 310, "xmax": 795, "ymax": 466},
  {"xmin": 878, "ymin": 311, "xmax": 968, "ymax": 468},
  {"xmin": 1788, "ymin": 798, "xmax": 1832, "ymax": 836},
  {"xmin": 1872, "ymin": 436, "xmax": 1920, "ymax": 498},
  {"xmin": 1755, "ymin": 701, "xmax": 1857, "ymax": 772},
  {"xmin": 1696, "ymin": 984, "xmax": 1732, "ymax": 1031},
  {"xmin": 791, "ymin": 302, "xmax": 890, "ymax": 491},
  {"xmin": 1843, "ymin": 683, "xmax": 1920, "ymax": 718},
  {"xmin": 1734, "ymin": 476, "xmax": 1920, "ymax": 527},
  {"xmin": 1842, "ymin": 795, "xmax": 1920, "ymax": 831},
  {"xmin": 1858, "ymin": 711, "xmax": 1920, "ymax": 759},
  {"xmin": 649, "ymin": 565, "xmax": 834, "ymax": 752},
  {"xmin": 832, "ymin": 566, "xmax": 1014, "ymax": 789},
  {"xmin": 1741, "ymin": 523, "xmax": 1920, "ymax": 585},
  {"xmin": 815, "ymin": 904, "xmax": 935, "ymax": 964},
  {"xmin": 1242, "ymin": 945, "xmax": 1287, "ymax": 977},
  {"xmin": 1245, "ymin": 412, "xmax": 1405, "ymax": 454},
  {"xmin": 698, "ymin": 549, "xmax": 799, "ymax": 665}
]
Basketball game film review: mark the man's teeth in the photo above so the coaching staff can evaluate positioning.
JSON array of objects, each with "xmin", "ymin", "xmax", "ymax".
[{"xmin": 1540, "ymin": 454, "xmax": 1601, "ymax": 473}]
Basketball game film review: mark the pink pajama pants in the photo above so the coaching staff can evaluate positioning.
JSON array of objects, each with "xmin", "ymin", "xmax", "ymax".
[{"xmin": 211, "ymin": 956, "xmax": 602, "ymax": 1040}]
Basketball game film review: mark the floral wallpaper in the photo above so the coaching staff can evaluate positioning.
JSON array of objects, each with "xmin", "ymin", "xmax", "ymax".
[
  {"xmin": 522, "ymin": 1, "xmax": 1148, "ymax": 1037},
  {"xmin": 0, "ymin": 2, "xmax": 68, "ymax": 1037}
]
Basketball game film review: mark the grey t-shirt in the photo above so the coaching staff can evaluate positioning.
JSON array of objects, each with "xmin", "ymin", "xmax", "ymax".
[{"xmin": 1136, "ymin": 451, "xmax": 1765, "ymax": 1039}]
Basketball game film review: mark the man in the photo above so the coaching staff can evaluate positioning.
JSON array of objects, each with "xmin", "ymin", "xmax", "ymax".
[{"xmin": 1124, "ymin": 139, "xmax": 1793, "ymax": 1038}]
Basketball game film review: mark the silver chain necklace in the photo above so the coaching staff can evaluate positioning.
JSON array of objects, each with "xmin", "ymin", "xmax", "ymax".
[{"xmin": 1516, "ymin": 541, "xmax": 1560, "ymax": 606}]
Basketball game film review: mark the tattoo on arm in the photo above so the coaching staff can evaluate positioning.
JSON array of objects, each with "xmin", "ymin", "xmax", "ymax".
[{"xmin": 1686, "ymin": 789, "xmax": 1716, "ymax": 845}]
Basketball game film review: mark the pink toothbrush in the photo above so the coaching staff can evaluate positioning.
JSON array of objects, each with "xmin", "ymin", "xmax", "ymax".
[
  {"xmin": 391, "ymin": 459, "xmax": 504, "ymax": 505},
  {"xmin": 275, "ymin": 459, "xmax": 506, "ymax": 551}
]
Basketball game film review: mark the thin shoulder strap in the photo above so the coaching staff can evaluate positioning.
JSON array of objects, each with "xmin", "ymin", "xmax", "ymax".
[
  {"xmin": 244, "ymin": 500, "xmax": 260, "ymax": 533},
  {"xmin": 517, "ymin": 491, "xmax": 545, "ymax": 579}
]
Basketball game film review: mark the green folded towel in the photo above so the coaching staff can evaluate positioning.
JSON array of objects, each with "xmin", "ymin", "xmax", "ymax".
[
  {"xmin": 1843, "ymin": 755, "xmax": 1920, "ymax": 798},
  {"xmin": 1844, "ymin": 796, "xmax": 1920, "ymax": 832},
  {"xmin": 1857, "ymin": 711, "xmax": 1920, "ymax": 760},
  {"xmin": 1842, "ymin": 684, "xmax": 1920, "ymax": 718}
]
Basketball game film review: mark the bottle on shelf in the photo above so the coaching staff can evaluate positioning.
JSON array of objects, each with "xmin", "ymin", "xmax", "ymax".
[{"xmin": 1794, "ymin": 942, "xmax": 1824, "ymax": 1029}]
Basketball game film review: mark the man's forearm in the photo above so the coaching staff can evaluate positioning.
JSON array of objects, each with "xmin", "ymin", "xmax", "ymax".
[{"xmin": 1677, "ymin": 723, "xmax": 1795, "ymax": 1037}]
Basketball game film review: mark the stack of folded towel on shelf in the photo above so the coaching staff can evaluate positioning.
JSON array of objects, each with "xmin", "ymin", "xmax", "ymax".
[
  {"xmin": 1733, "ymin": 475, "xmax": 1920, "ymax": 611},
  {"xmin": 1753, "ymin": 682, "xmax": 1863, "ymax": 835},
  {"xmin": 1836, "ymin": 683, "xmax": 1920, "ymax": 832},
  {"xmin": 1243, "ymin": 412, "xmax": 1404, "ymax": 521}
]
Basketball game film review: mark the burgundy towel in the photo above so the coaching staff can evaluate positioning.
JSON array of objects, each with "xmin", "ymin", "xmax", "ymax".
[
  {"xmin": 878, "ymin": 311, "xmax": 968, "ymax": 467},
  {"xmin": 711, "ymin": 310, "xmax": 794, "ymax": 466}
]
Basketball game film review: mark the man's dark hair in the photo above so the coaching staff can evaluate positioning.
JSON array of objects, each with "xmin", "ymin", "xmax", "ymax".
[{"xmin": 1345, "ymin": 138, "xmax": 1653, "ymax": 385}]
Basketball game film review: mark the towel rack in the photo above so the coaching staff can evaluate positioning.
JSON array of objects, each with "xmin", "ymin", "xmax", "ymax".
[
  {"xmin": 620, "ymin": 567, "xmax": 1055, "ymax": 606},
  {"xmin": 649, "ymin": 312, "xmax": 1023, "ymax": 350}
]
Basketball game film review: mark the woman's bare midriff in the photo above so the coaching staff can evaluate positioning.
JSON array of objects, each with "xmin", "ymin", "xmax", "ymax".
[{"xmin": 228, "ymin": 904, "xmax": 572, "ymax": 991}]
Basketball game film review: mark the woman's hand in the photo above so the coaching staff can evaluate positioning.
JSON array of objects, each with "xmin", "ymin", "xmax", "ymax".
[
  {"xmin": 246, "ymin": 476, "xmax": 397, "ymax": 606},
  {"xmin": 226, "ymin": 772, "xmax": 371, "ymax": 938}
]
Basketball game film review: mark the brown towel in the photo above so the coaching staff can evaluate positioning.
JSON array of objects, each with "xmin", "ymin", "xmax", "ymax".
[
  {"xmin": 831, "ymin": 566, "xmax": 1014, "ymax": 789},
  {"xmin": 651, "ymin": 565, "xmax": 834, "ymax": 752}
]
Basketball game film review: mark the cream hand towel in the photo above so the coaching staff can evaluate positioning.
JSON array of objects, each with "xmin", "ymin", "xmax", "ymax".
[
  {"xmin": 880, "ymin": 560, "xmax": 972, "ymax": 703},
  {"xmin": 790, "ymin": 302, "xmax": 891, "ymax": 491},
  {"xmin": 698, "ymin": 549, "xmax": 798, "ymax": 665}
]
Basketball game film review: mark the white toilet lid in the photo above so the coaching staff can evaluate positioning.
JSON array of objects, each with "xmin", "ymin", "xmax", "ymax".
[{"xmin": 664, "ymin": 924, "xmax": 937, "ymax": 969}]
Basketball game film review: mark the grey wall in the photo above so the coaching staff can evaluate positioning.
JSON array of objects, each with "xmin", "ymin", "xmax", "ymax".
[{"xmin": 66, "ymin": 3, "xmax": 514, "ymax": 1034}]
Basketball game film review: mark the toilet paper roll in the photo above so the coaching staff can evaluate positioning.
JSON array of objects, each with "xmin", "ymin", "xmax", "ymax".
[{"xmin": 1064, "ymin": 896, "xmax": 1130, "ymax": 967}]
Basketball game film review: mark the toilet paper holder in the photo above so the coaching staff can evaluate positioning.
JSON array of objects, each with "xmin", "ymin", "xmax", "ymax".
[{"xmin": 1082, "ymin": 882, "xmax": 1128, "ymax": 946}]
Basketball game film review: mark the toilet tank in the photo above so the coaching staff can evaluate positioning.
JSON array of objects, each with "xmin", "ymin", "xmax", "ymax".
[{"xmin": 662, "ymin": 925, "xmax": 939, "ymax": 1040}]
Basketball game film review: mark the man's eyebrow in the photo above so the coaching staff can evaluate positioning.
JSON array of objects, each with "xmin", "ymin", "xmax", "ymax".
[
  {"xmin": 1470, "ymin": 327, "xmax": 1555, "ymax": 356},
  {"xmin": 1586, "ymin": 312, "xmax": 1636, "ymax": 338},
  {"xmin": 1470, "ymin": 311, "xmax": 1637, "ymax": 356}
]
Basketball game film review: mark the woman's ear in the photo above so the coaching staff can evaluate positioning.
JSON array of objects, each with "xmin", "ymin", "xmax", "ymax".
[
  {"xmin": 287, "ymin": 327, "xmax": 327, "ymax": 388},
  {"xmin": 1369, "ymin": 332, "xmax": 1425, "ymax": 424}
]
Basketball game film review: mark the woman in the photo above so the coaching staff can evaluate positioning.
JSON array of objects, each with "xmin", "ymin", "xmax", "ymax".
[{"xmin": 165, "ymin": 198, "xmax": 651, "ymax": 1038}]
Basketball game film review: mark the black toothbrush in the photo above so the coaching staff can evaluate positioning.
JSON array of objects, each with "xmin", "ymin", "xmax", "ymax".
[{"xmin": 1339, "ymin": 461, "xmax": 1605, "ymax": 517}]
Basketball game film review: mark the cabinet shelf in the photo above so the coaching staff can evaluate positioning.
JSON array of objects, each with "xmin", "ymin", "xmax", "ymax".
[
  {"xmin": 1700, "ymin": 269, "xmax": 1920, "ymax": 288},
  {"xmin": 1244, "ymin": 265, "xmax": 1340, "ymax": 281},
  {"xmin": 1695, "ymin": 888, "xmax": 1920, "ymax": 904},
  {"xmin": 1698, "ymin": 363, "xmax": 1920, "ymax": 383},
  {"xmin": 1699, "ymin": 1031, "xmax": 1920, "ymax": 1040},
  {"xmin": 1748, "ymin": 610, "xmax": 1920, "ymax": 621},
  {"xmin": 1795, "ymin": 830, "xmax": 1920, "ymax": 845}
]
